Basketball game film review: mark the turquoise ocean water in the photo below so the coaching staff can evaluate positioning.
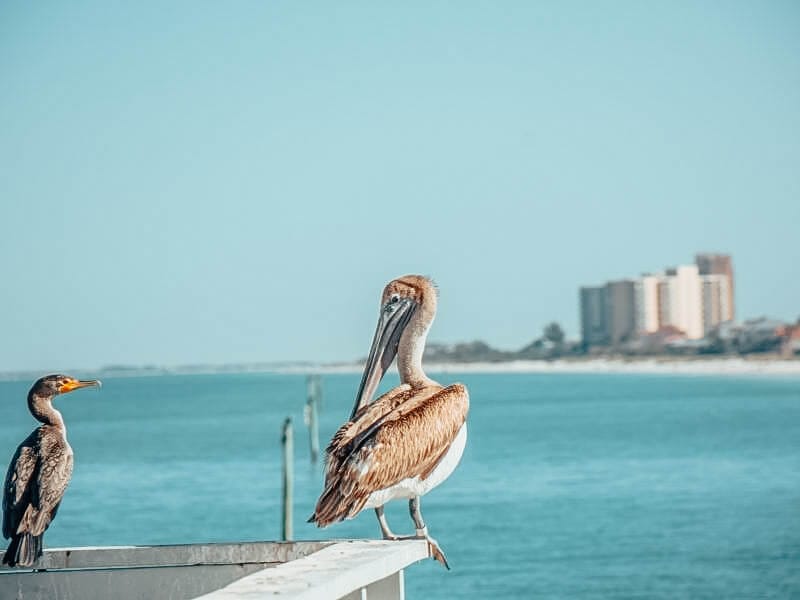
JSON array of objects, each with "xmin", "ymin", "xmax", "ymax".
[{"xmin": 0, "ymin": 372, "xmax": 798, "ymax": 598}]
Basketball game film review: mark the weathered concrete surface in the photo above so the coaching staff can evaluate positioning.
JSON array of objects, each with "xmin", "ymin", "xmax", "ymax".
[
  {"xmin": 0, "ymin": 541, "xmax": 329, "ymax": 600},
  {"xmin": 197, "ymin": 539, "xmax": 429, "ymax": 600},
  {"xmin": 0, "ymin": 541, "xmax": 329, "ymax": 571},
  {"xmin": 1, "ymin": 563, "xmax": 270, "ymax": 600},
  {"xmin": 0, "ymin": 539, "xmax": 429, "ymax": 600}
]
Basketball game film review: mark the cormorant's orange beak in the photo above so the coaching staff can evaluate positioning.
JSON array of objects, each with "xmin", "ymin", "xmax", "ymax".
[{"xmin": 60, "ymin": 379, "xmax": 102, "ymax": 394}]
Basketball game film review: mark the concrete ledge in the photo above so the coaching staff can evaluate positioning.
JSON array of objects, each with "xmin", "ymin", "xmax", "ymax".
[
  {"xmin": 0, "ymin": 539, "xmax": 430, "ymax": 600},
  {"xmin": 0, "ymin": 540, "xmax": 330, "ymax": 571},
  {"xmin": 197, "ymin": 539, "xmax": 430, "ymax": 600}
]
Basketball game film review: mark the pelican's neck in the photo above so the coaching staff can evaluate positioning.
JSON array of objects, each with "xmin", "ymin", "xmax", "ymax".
[
  {"xmin": 397, "ymin": 314, "xmax": 435, "ymax": 388},
  {"xmin": 28, "ymin": 392, "xmax": 65, "ymax": 430}
]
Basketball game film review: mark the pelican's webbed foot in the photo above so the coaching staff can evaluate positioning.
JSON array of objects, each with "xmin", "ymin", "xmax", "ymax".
[
  {"xmin": 375, "ymin": 500, "xmax": 451, "ymax": 569},
  {"xmin": 424, "ymin": 535, "xmax": 450, "ymax": 570},
  {"xmin": 409, "ymin": 496, "xmax": 450, "ymax": 570}
]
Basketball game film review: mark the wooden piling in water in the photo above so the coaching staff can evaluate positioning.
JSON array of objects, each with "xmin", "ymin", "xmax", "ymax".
[
  {"xmin": 281, "ymin": 417, "xmax": 293, "ymax": 541},
  {"xmin": 306, "ymin": 375, "xmax": 320, "ymax": 464}
]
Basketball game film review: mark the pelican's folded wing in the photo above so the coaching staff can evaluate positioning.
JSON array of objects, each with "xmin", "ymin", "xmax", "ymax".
[{"xmin": 312, "ymin": 383, "xmax": 469, "ymax": 526}]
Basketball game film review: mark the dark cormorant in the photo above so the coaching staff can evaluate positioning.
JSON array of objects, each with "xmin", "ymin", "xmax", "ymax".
[{"xmin": 2, "ymin": 374, "xmax": 101, "ymax": 567}]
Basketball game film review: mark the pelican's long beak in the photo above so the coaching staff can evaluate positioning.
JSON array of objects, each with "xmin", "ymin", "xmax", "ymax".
[
  {"xmin": 60, "ymin": 379, "xmax": 102, "ymax": 394},
  {"xmin": 350, "ymin": 298, "xmax": 417, "ymax": 419}
]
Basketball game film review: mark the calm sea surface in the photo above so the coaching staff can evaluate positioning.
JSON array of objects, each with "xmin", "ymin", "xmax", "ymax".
[{"xmin": 0, "ymin": 372, "xmax": 798, "ymax": 598}]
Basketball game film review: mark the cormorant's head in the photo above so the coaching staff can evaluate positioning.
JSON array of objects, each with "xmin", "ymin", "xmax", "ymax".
[{"xmin": 30, "ymin": 374, "xmax": 102, "ymax": 398}]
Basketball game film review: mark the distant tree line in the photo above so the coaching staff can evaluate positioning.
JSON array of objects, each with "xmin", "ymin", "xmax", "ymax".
[
  {"xmin": 421, "ymin": 317, "xmax": 800, "ymax": 363},
  {"xmin": 423, "ymin": 322, "xmax": 582, "ymax": 363}
]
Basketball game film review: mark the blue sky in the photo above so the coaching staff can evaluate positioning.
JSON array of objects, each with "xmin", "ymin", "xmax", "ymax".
[{"xmin": 1, "ymin": 2, "xmax": 798, "ymax": 371}]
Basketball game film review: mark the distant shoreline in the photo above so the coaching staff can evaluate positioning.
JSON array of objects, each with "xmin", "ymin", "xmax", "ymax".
[
  {"xmin": 299, "ymin": 357, "xmax": 800, "ymax": 377},
  {"xmin": 2, "ymin": 356, "xmax": 799, "ymax": 382}
]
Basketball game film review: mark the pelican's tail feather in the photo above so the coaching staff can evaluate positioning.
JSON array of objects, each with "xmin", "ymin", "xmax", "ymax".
[{"xmin": 309, "ymin": 484, "xmax": 369, "ymax": 528}]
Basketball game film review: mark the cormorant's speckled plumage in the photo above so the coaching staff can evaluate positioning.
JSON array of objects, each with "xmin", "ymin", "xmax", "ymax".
[{"xmin": 2, "ymin": 374, "xmax": 100, "ymax": 568}]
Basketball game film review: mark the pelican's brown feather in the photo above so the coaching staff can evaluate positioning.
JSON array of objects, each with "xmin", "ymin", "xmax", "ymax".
[
  {"xmin": 323, "ymin": 384, "xmax": 413, "ymax": 479},
  {"xmin": 311, "ymin": 383, "xmax": 469, "ymax": 527},
  {"xmin": 327, "ymin": 385, "xmax": 412, "ymax": 453}
]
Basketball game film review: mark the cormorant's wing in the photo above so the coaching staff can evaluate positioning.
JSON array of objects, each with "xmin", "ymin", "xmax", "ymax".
[
  {"xmin": 29, "ymin": 441, "xmax": 73, "ymax": 536},
  {"xmin": 3, "ymin": 431, "xmax": 40, "ymax": 540}
]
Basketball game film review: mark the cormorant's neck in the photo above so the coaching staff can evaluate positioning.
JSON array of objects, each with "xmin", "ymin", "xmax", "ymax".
[
  {"xmin": 28, "ymin": 392, "xmax": 65, "ymax": 429},
  {"xmin": 397, "ymin": 313, "xmax": 435, "ymax": 388}
]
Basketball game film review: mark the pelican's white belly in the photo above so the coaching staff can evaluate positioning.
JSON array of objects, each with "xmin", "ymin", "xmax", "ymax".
[{"xmin": 364, "ymin": 423, "xmax": 467, "ymax": 509}]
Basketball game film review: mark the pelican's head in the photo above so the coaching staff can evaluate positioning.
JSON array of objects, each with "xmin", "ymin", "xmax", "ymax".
[
  {"xmin": 380, "ymin": 275, "xmax": 438, "ymax": 319},
  {"xmin": 30, "ymin": 374, "xmax": 102, "ymax": 399},
  {"xmin": 350, "ymin": 275, "xmax": 437, "ymax": 419}
]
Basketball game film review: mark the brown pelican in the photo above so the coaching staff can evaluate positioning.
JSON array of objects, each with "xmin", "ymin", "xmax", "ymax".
[
  {"xmin": 309, "ymin": 275, "xmax": 469, "ymax": 569},
  {"xmin": 2, "ymin": 374, "xmax": 101, "ymax": 568}
]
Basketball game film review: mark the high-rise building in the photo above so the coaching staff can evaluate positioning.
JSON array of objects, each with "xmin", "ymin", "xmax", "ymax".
[
  {"xmin": 580, "ymin": 281, "xmax": 638, "ymax": 348},
  {"xmin": 657, "ymin": 265, "xmax": 704, "ymax": 339},
  {"xmin": 580, "ymin": 253, "xmax": 734, "ymax": 348},
  {"xmin": 635, "ymin": 275, "xmax": 660, "ymax": 333},
  {"xmin": 606, "ymin": 280, "xmax": 637, "ymax": 345},
  {"xmin": 657, "ymin": 272, "xmax": 678, "ymax": 330},
  {"xmin": 696, "ymin": 253, "xmax": 735, "ymax": 321},
  {"xmin": 675, "ymin": 265, "xmax": 704, "ymax": 339},
  {"xmin": 580, "ymin": 286, "xmax": 609, "ymax": 348},
  {"xmin": 701, "ymin": 274, "xmax": 733, "ymax": 334}
]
